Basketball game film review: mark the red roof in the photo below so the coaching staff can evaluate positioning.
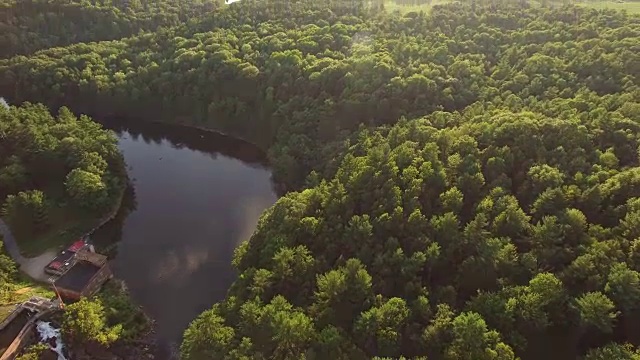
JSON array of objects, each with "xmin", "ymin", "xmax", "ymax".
[
  {"xmin": 48, "ymin": 261, "xmax": 63, "ymax": 270},
  {"xmin": 67, "ymin": 240, "xmax": 85, "ymax": 252}
]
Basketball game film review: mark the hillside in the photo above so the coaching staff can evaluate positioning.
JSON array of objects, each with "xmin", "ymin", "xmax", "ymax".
[
  {"xmin": 182, "ymin": 107, "xmax": 640, "ymax": 359},
  {"xmin": 384, "ymin": 0, "xmax": 640, "ymax": 14},
  {"xmin": 1, "ymin": 1, "xmax": 638, "ymax": 192},
  {"xmin": 0, "ymin": 0, "xmax": 639, "ymax": 359}
]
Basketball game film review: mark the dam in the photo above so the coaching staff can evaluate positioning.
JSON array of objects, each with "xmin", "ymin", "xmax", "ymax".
[{"xmin": 0, "ymin": 297, "xmax": 61, "ymax": 360}]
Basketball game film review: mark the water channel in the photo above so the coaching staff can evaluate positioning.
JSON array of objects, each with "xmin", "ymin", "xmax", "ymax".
[{"xmin": 94, "ymin": 119, "xmax": 278, "ymax": 355}]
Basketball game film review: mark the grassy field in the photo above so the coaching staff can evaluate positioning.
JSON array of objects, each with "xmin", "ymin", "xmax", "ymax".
[
  {"xmin": 384, "ymin": 0, "xmax": 640, "ymax": 13},
  {"xmin": 577, "ymin": 0, "xmax": 640, "ymax": 13},
  {"xmin": 0, "ymin": 282, "xmax": 54, "ymax": 322},
  {"xmin": 0, "ymin": 234, "xmax": 55, "ymax": 322},
  {"xmin": 7, "ymin": 182, "xmax": 126, "ymax": 258},
  {"xmin": 384, "ymin": 0, "xmax": 453, "ymax": 13},
  {"xmin": 13, "ymin": 210, "xmax": 103, "ymax": 257}
]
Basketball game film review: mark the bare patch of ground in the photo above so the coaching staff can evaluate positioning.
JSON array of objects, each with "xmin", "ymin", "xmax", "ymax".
[{"xmin": 18, "ymin": 250, "xmax": 57, "ymax": 283}]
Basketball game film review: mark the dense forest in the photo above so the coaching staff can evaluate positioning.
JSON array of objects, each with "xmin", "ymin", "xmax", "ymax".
[
  {"xmin": 0, "ymin": 103, "xmax": 126, "ymax": 253},
  {"xmin": 1, "ymin": 0, "xmax": 638, "ymax": 192},
  {"xmin": 181, "ymin": 109, "xmax": 640, "ymax": 359},
  {"xmin": 1, "ymin": 0, "xmax": 640, "ymax": 358},
  {"xmin": 0, "ymin": 0, "xmax": 220, "ymax": 58}
]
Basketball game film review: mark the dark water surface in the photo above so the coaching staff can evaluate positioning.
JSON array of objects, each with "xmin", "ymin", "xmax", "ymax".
[{"xmin": 96, "ymin": 120, "xmax": 277, "ymax": 354}]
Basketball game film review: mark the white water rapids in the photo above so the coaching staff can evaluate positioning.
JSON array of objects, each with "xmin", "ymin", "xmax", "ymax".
[
  {"xmin": 0, "ymin": 97, "xmax": 9, "ymax": 110},
  {"xmin": 36, "ymin": 321, "xmax": 67, "ymax": 360}
]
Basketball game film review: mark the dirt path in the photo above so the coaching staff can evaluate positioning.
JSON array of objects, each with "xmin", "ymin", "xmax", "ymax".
[
  {"xmin": 0, "ymin": 219, "xmax": 56, "ymax": 283},
  {"xmin": 19, "ymin": 250, "xmax": 57, "ymax": 282}
]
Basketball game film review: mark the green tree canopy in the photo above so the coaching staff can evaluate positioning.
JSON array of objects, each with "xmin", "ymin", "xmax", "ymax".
[
  {"xmin": 63, "ymin": 298, "xmax": 122, "ymax": 346},
  {"xmin": 183, "ymin": 105, "xmax": 640, "ymax": 359},
  {"xmin": 0, "ymin": 102, "xmax": 126, "ymax": 250}
]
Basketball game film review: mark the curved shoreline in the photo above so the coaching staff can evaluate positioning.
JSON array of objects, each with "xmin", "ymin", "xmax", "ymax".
[
  {"xmin": 98, "ymin": 115, "xmax": 271, "ymax": 155},
  {"xmin": 147, "ymin": 119, "xmax": 270, "ymax": 152}
]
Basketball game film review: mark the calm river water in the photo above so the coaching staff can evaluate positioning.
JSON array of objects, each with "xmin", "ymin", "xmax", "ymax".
[{"xmin": 94, "ymin": 119, "xmax": 277, "ymax": 355}]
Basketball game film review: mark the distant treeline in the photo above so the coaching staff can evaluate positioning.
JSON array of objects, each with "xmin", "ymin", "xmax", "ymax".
[{"xmin": 0, "ymin": 0, "xmax": 220, "ymax": 58}]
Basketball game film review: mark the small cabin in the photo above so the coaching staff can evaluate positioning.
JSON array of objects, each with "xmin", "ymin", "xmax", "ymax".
[{"xmin": 53, "ymin": 250, "xmax": 112, "ymax": 301}]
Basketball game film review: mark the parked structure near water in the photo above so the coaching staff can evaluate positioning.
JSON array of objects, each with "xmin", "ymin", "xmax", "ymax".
[{"xmin": 53, "ymin": 249, "xmax": 112, "ymax": 301}]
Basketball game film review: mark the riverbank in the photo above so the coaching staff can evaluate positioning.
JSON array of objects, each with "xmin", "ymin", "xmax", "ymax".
[
  {"xmin": 99, "ymin": 115, "xmax": 288, "ymax": 198},
  {"xmin": 102, "ymin": 119, "xmax": 278, "ymax": 356},
  {"xmin": 13, "ymin": 177, "xmax": 127, "ymax": 258},
  {"xmin": 0, "ymin": 177, "xmax": 127, "ymax": 280},
  {"xmin": 154, "ymin": 119, "xmax": 287, "ymax": 196},
  {"xmin": 3, "ymin": 102, "xmax": 279, "ymax": 359},
  {"xmin": 73, "ymin": 280, "xmax": 160, "ymax": 359},
  {"xmin": 4, "ymin": 289, "xmax": 159, "ymax": 360},
  {"xmin": 68, "ymin": 328, "xmax": 160, "ymax": 360},
  {"xmin": 161, "ymin": 115, "xmax": 271, "ymax": 152}
]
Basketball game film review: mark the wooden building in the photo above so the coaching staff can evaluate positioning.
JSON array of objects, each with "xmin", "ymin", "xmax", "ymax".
[{"xmin": 53, "ymin": 250, "xmax": 112, "ymax": 301}]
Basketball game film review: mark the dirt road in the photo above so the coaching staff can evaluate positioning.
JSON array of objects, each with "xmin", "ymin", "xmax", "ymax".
[{"xmin": 0, "ymin": 219, "xmax": 55, "ymax": 282}]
